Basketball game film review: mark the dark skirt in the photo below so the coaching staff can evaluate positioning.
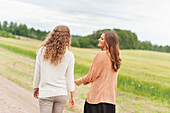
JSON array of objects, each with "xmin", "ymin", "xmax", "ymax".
[{"xmin": 84, "ymin": 100, "xmax": 116, "ymax": 113}]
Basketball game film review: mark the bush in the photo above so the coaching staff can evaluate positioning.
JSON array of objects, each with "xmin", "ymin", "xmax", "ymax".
[{"xmin": 0, "ymin": 30, "xmax": 16, "ymax": 39}]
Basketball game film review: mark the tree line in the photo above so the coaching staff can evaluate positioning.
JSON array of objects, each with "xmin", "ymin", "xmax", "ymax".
[
  {"xmin": 0, "ymin": 21, "xmax": 49, "ymax": 40},
  {"xmin": 0, "ymin": 21, "xmax": 170, "ymax": 53},
  {"xmin": 71, "ymin": 28, "xmax": 170, "ymax": 53},
  {"xmin": 0, "ymin": 21, "xmax": 84, "ymax": 40}
]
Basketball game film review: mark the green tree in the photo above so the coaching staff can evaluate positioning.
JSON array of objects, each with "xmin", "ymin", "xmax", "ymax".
[
  {"xmin": 13, "ymin": 22, "xmax": 18, "ymax": 34},
  {"xmin": 151, "ymin": 44, "xmax": 159, "ymax": 51},
  {"xmin": 114, "ymin": 29, "xmax": 139, "ymax": 49},
  {"xmin": 161, "ymin": 45, "xmax": 170, "ymax": 52},
  {"xmin": 0, "ymin": 21, "xmax": 49, "ymax": 40},
  {"xmin": 17, "ymin": 24, "xmax": 28, "ymax": 36},
  {"xmin": 22, "ymin": 24, "xmax": 29, "ymax": 36},
  {"xmin": 3, "ymin": 21, "xmax": 8, "ymax": 31},
  {"xmin": 71, "ymin": 38, "xmax": 80, "ymax": 47},
  {"xmin": 36, "ymin": 29, "xmax": 45, "ymax": 40},
  {"xmin": 36, "ymin": 29, "xmax": 41, "ymax": 40},
  {"xmin": 0, "ymin": 30, "xmax": 16, "ymax": 38},
  {"xmin": 0, "ymin": 22, "xmax": 1, "ymax": 30},
  {"xmin": 9, "ymin": 22, "xmax": 14, "ymax": 33},
  {"xmin": 78, "ymin": 37, "xmax": 90, "ymax": 48},
  {"xmin": 138, "ymin": 41, "xmax": 152, "ymax": 50},
  {"xmin": 29, "ymin": 27, "xmax": 36, "ymax": 38}
]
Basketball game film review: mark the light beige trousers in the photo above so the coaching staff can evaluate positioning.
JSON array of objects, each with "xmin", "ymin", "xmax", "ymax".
[{"xmin": 39, "ymin": 95, "xmax": 67, "ymax": 113}]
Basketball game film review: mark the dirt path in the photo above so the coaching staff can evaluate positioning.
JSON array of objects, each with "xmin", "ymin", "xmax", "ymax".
[
  {"xmin": 0, "ymin": 75, "xmax": 73, "ymax": 113},
  {"xmin": 0, "ymin": 75, "xmax": 39, "ymax": 113}
]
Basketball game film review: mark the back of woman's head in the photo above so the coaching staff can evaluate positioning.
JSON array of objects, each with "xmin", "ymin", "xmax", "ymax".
[
  {"xmin": 41, "ymin": 25, "xmax": 71, "ymax": 65},
  {"xmin": 104, "ymin": 31, "xmax": 122, "ymax": 71}
]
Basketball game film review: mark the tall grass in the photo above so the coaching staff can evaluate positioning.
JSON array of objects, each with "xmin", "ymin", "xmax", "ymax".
[
  {"xmin": 0, "ymin": 43, "xmax": 169, "ymax": 104},
  {"xmin": 0, "ymin": 43, "xmax": 36, "ymax": 59}
]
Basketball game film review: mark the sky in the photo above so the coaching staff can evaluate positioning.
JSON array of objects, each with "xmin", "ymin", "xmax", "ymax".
[{"xmin": 0, "ymin": 0, "xmax": 170, "ymax": 46}]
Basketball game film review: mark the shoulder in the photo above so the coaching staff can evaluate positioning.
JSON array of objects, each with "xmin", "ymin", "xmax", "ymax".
[
  {"xmin": 66, "ymin": 49, "xmax": 75, "ymax": 59},
  {"xmin": 92, "ymin": 51, "xmax": 107, "ymax": 62},
  {"xmin": 95, "ymin": 51, "xmax": 108, "ymax": 58},
  {"xmin": 36, "ymin": 47, "xmax": 43, "ymax": 55},
  {"xmin": 37, "ymin": 47, "xmax": 45, "ymax": 55},
  {"xmin": 93, "ymin": 51, "xmax": 110, "ymax": 65}
]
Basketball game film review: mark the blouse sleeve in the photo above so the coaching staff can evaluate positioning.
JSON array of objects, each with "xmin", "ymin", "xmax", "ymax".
[
  {"xmin": 78, "ymin": 52, "xmax": 104, "ymax": 85},
  {"xmin": 66, "ymin": 53, "xmax": 75, "ymax": 92},
  {"xmin": 33, "ymin": 48, "xmax": 42, "ymax": 88}
]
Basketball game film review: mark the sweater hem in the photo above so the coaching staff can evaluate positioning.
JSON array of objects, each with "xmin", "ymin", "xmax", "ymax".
[
  {"xmin": 39, "ymin": 93, "xmax": 68, "ymax": 98},
  {"xmin": 86, "ymin": 99, "xmax": 116, "ymax": 105}
]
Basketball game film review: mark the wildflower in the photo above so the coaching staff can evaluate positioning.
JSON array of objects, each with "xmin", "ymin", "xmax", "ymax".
[
  {"xmin": 132, "ymin": 82, "xmax": 134, "ymax": 84},
  {"xmin": 138, "ymin": 84, "xmax": 141, "ymax": 87},
  {"xmin": 151, "ymin": 86, "xmax": 154, "ymax": 89}
]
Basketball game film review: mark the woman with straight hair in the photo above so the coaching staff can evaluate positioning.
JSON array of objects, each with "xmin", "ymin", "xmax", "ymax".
[
  {"xmin": 33, "ymin": 25, "xmax": 75, "ymax": 113},
  {"xmin": 75, "ymin": 31, "xmax": 122, "ymax": 113}
]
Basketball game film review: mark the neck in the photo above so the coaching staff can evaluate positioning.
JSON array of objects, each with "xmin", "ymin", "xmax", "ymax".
[{"xmin": 102, "ymin": 47, "xmax": 106, "ymax": 51}]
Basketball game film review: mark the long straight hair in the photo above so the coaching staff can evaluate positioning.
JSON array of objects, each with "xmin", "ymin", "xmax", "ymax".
[{"xmin": 104, "ymin": 31, "xmax": 122, "ymax": 71}]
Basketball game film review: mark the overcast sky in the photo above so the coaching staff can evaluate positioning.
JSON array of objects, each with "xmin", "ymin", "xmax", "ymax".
[{"xmin": 0, "ymin": 0, "xmax": 170, "ymax": 46}]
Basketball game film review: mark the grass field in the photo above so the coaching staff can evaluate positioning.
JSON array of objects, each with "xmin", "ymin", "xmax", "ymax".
[{"xmin": 0, "ymin": 37, "xmax": 170, "ymax": 113}]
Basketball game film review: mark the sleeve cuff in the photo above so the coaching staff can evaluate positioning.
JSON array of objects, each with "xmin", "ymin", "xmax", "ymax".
[
  {"xmin": 69, "ymin": 88, "xmax": 75, "ymax": 92},
  {"xmin": 81, "ymin": 77, "xmax": 87, "ymax": 85},
  {"xmin": 81, "ymin": 77, "xmax": 89, "ymax": 85}
]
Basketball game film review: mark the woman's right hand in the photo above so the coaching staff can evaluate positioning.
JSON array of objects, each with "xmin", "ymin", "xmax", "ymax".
[
  {"xmin": 69, "ymin": 97, "xmax": 75, "ymax": 109},
  {"xmin": 33, "ymin": 88, "xmax": 39, "ymax": 99},
  {"xmin": 69, "ymin": 91, "xmax": 75, "ymax": 109},
  {"xmin": 75, "ymin": 78, "xmax": 82, "ymax": 86}
]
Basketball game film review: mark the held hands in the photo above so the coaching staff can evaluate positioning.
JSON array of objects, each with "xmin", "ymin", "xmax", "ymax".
[
  {"xmin": 33, "ymin": 88, "xmax": 39, "ymax": 99},
  {"xmin": 75, "ymin": 78, "xmax": 83, "ymax": 86}
]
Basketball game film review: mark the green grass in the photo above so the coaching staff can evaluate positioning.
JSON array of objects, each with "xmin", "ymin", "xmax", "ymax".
[
  {"xmin": 0, "ymin": 37, "xmax": 170, "ymax": 112},
  {"xmin": 0, "ymin": 39, "xmax": 170, "ymax": 103},
  {"xmin": 79, "ymin": 93, "xmax": 86, "ymax": 100},
  {"xmin": 117, "ymin": 75, "xmax": 170, "ymax": 102},
  {"xmin": 0, "ymin": 43, "xmax": 36, "ymax": 59}
]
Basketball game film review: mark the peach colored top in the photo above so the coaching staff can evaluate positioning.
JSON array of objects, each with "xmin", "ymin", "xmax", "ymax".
[{"xmin": 77, "ymin": 51, "xmax": 118, "ymax": 105}]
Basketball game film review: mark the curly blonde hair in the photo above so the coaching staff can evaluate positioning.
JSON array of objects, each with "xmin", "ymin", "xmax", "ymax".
[{"xmin": 40, "ymin": 25, "xmax": 71, "ymax": 65}]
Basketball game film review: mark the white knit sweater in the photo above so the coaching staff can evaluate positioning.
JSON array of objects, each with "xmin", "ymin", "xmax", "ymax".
[{"xmin": 33, "ymin": 47, "xmax": 75, "ymax": 98}]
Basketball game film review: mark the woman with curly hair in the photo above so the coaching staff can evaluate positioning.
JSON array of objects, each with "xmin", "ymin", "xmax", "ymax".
[
  {"xmin": 75, "ymin": 31, "xmax": 122, "ymax": 113},
  {"xmin": 33, "ymin": 25, "xmax": 75, "ymax": 113}
]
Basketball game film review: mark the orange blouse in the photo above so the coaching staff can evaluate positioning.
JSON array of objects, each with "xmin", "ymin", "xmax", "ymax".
[{"xmin": 76, "ymin": 51, "xmax": 118, "ymax": 105}]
